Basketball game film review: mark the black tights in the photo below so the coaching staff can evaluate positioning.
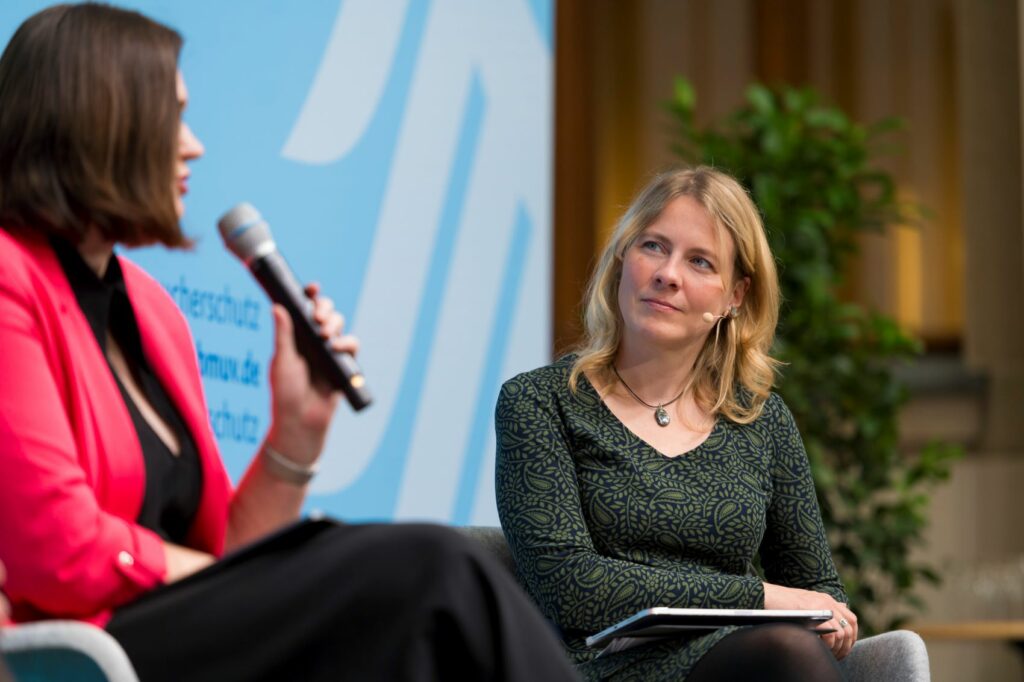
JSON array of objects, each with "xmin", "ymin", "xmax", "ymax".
[{"xmin": 688, "ymin": 623, "xmax": 844, "ymax": 682}]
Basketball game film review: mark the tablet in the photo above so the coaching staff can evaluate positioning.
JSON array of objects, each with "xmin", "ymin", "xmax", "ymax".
[{"xmin": 586, "ymin": 607, "xmax": 834, "ymax": 648}]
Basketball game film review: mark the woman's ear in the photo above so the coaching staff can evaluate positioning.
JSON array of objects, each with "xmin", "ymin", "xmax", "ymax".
[{"xmin": 731, "ymin": 276, "xmax": 751, "ymax": 308}]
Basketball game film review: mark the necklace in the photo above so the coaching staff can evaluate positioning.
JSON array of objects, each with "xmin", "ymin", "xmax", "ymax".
[{"xmin": 612, "ymin": 366, "xmax": 686, "ymax": 427}]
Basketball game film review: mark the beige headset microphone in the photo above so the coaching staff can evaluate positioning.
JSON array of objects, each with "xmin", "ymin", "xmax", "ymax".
[{"xmin": 702, "ymin": 307, "xmax": 738, "ymax": 323}]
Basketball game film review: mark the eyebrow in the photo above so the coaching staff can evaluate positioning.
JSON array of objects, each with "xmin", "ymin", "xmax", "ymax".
[
  {"xmin": 687, "ymin": 246, "xmax": 718, "ymax": 261},
  {"xmin": 639, "ymin": 229, "xmax": 669, "ymax": 243}
]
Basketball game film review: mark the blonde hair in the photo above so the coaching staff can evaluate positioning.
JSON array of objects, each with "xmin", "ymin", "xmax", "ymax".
[{"xmin": 569, "ymin": 166, "xmax": 781, "ymax": 424}]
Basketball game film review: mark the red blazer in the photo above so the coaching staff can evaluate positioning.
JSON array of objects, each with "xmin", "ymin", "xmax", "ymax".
[{"xmin": 0, "ymin": 228, "xmax": 233, "ymax": 626}]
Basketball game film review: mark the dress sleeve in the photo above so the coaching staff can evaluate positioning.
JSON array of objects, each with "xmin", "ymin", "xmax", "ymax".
[
  {"xmin": 758, "ymin": 394, "xmax": 847, "ymax": 603},
  {"xmin": 0, "ymin": 262, "xmax": 166, "ymax": 619},
  {"xmin": 495, "ymin": 372, "xmax": 765, "ymax": 633}
]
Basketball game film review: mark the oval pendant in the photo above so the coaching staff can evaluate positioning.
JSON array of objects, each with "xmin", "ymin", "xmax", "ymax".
[{"xmin": 655, "ymin": 406, "xmax": 670, "ymax": 427}]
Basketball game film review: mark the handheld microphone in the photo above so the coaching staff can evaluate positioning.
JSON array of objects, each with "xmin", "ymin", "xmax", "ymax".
[{"xmin": 218, "ymin": 203, "xmax": 372, "ymax": 411}]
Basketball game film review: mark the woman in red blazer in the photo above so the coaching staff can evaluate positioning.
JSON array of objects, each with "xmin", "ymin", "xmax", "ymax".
[{"xmin": 0, "ymin": 4, "xmax": 576, "ymax": 682}]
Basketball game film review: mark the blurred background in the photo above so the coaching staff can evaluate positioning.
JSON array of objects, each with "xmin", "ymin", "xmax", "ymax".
[{"xmin": 551, "ymin": 1, "xmax": 1023, "ymax": 680}]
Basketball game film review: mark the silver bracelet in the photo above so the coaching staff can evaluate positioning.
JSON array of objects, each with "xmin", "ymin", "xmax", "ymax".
[{"xmin": 261, "ymin": 444, "xmax": 318, "ymax": 485}]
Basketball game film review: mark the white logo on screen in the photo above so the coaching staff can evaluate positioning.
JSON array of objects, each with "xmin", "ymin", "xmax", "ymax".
[{"xmin": 282, "ymin": 0, "xmax": 551, "ymax": 523}]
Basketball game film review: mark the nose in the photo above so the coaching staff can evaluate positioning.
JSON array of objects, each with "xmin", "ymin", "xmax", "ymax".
[
  {"xmin": 179, "ymin": 122, "xmax": 204, "ymax": 162},
  {"xmin": 653, "ymin": 260, "xmax": 681, "ymax": 290}
]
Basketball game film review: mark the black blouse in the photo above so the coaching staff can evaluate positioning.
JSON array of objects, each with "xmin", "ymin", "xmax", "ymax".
[{"xmin": 52, "ymin": 238, "xmax": 202, "ymax": 544}]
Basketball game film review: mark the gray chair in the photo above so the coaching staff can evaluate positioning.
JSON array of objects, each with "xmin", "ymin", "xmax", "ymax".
[
  {"xmin": 838, "ymin": 629, "xmax": 931, "ymax": 682},
  {"xmin": 0, "ymin": 620, "xmax": 139, "ymax": 682},
  {"xmin": 458, "ymin": 526, "xmax": 931, "ymax": 682}
]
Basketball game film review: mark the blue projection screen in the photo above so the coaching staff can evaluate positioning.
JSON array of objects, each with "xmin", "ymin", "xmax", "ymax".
[{"xmin": 0, "ymin": 1, "xmax": 553, "ymax": 525}]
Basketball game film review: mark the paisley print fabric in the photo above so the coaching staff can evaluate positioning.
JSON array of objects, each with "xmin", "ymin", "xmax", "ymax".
[{"xmin": 495, "ymin": 356, "xmax": 846, "ymax": 681}]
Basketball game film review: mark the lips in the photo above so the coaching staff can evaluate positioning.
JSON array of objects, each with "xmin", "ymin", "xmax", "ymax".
[
  {"xmin": 642, "ymin": 298, "xmax": 681, "ymax": 312},
  {"xmin": 176, "ymin": 175, "xmax": 189, "ymax": 196}
]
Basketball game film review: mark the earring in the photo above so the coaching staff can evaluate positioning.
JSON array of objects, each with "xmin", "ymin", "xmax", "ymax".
[{"xmin": 728, "ymin": 306, "xmax": 739, "ymax": 318}]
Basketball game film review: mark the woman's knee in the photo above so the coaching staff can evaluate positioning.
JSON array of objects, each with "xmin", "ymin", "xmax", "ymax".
[
  {"xmin": 379, "ymin": 523, "xmax": 475, "ymax": 561},
  {"xmin": 693, "ymin": 623, "xmax": 839, "ymax": 681},
  {"xmin": 742, "ymin": 624, "xmax": 837, "ymax": 675},
  {"xmin": 349, "ymin": 523, "xmax": 481, "ymax": 579}
]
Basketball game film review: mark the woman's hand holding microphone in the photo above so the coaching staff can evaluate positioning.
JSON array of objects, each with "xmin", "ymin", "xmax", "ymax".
[
  {"xmin": 221, "ymin": 282, "xmax": 360, "ymax": 559},
  {"xmin": 264, "ymin": 282, "xmax": 359, "ymax": 473}
]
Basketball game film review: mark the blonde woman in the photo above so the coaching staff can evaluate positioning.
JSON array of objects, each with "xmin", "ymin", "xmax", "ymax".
[{"xmin": 496, "ymin": 167, "xmax": 856, "ymax": 681}]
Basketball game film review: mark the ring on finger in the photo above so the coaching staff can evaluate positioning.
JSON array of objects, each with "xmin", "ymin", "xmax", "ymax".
[{"xmin": 838, "ymin": 618, "xmax": 849, "ymax": 628}]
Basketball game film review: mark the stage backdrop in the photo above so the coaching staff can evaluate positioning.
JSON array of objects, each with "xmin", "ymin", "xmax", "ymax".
[{"xmin": 0, "ymin": 0, "xmax": 553, "ymax": 525}]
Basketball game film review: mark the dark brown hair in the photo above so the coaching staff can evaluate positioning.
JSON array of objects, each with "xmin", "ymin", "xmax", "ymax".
[{"xmin": 0, "ymin": 3, "xmax": 187, "ymax": 247}]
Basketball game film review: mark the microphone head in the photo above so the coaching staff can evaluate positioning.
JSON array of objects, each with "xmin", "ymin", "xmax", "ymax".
[
  {"xmin": 218, "ymin": 202, "xmax": 276, "ymax": 263},
  {"xmin": 702, "ymin": 312, "xmax": 716, "ymax": 323}
]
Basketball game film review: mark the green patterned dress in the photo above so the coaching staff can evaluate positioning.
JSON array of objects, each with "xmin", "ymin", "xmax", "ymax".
[{"xmin": 495, "ymin": 357, "xmax": 846, "ymax": 681}]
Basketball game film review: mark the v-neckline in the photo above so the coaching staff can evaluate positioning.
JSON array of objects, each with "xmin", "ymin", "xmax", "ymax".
[{"xmin": 579, "ymin": 370, "xmax": 722, "ymax": 459}]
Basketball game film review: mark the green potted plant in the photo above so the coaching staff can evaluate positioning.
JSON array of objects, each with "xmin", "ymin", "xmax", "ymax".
[{"xmin": 667, "ymin": 80, "xmax": 961, "ymax": 633}]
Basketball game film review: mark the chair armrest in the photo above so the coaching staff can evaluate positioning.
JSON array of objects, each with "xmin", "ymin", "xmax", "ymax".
[
  {"xmin": 840, "ymin": 630, "xmax": 930, "ymax": 682},
  {"xmin": 0, "ymin": 621, "xmax": 139, "ymax": 682}
]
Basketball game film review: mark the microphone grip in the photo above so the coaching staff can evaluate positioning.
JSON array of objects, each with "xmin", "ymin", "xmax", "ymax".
[{"xmin": 250, "ymin": 253, "xmax": 372, "ymax": 410}]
